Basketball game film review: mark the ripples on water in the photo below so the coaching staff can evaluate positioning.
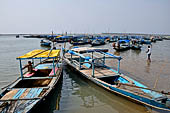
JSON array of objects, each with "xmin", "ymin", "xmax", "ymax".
[{"xmin": 0, "ymin": 36, "xmax": 170, "ymax": 113}]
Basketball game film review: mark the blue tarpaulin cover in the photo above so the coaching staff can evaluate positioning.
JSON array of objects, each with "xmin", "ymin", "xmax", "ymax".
[{"xmin": 118, "ymin": 40, "xmax": 130, "ymax": 43}]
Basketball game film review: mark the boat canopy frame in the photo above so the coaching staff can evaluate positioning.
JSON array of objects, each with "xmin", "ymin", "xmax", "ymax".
[
  {"xmin": 16, "ymin": 49, "xmax": 61, "ymax": 79},
  {"xmin": 68, "ymin": 47, "xmax": 122, "ymax": 77}
]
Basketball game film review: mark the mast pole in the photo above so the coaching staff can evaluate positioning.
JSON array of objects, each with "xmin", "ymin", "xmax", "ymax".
[
  {"xmin": 19, "ymin": 59, "xmax": 23, "ymax": 79},
  {"xmin": 52, "ymin": 30, "xmax": 55, "ymax": 48}
]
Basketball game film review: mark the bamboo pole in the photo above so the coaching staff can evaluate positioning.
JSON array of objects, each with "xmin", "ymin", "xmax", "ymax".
[{"xmin": 153, "ymin": 62, "xmax": 166, "ymax": 90}]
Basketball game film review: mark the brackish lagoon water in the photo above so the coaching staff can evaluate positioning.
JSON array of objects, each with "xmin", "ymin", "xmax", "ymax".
[{"xmin": 0, "ymin": 36, "xmax": 170, "ymax": 113}]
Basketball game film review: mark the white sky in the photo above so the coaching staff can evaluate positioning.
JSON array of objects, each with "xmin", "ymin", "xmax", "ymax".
[{"xmin": 0, "ymin": 0, "xmax": 170, "ymax": 34}]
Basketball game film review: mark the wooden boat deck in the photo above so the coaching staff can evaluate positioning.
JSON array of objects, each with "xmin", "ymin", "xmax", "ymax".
[
  {"xmin": 0, "ymin": 88, "xmax": 44, "ymax": 101},
  {"xmin": 0, "ymin": 88, "xmax": 44, "ymax": 113},
  {"xmin": 78, "ymin": 65, "xmax": 152, "ymax": 99},
  {"xmin": 80, "ymin": 67, "xmax": 117, "ymax": 78},
  {"xmin": 118, "ymin": 84, "xmax": 152, "ymax": 99},
  {"xmin": 79, "ymin": 67, "xmax": 152, "ymax": 99}
]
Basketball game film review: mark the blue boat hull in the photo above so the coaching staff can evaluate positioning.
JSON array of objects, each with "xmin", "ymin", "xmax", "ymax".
[{"xmin": 41, "ymin": 42, "xmax": 51, "ymax": 47}]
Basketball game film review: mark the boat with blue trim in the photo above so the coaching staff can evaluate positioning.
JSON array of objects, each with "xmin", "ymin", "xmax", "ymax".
[
  {"xmin": 0, "ymin": 49, "xmax": 63, "ymax": 113},
  {"xmin": 64, "ymin": 47, "xmax": 170, "ymax": 112},
  {"xmin": 113, "ymin": 39, "xmax": 130, "ymax": 51},
  {"xmin": 54, "ymin": 35, "xmax": 72, "ymax": 43},
  {"xmin": 140, "ymin": 37, "xmax": 152, "ymax": 44},
  {"xmin": 108, "ymin": 35, "xmax": 119, "ymax": 42},
  {"xmin": 130, "ymin": 39, "xmax": 142, "ymax": 50},
  {"xmin": 91, "ymin": 37, "xmax": 106, "ymax": 46},
  {"xmin": 40, "ymin": 39, "xmax": 51, "ymax": 47},
  {"xmin": 70, "ymin": 35, "xmax": 91, "ymax": 46}
]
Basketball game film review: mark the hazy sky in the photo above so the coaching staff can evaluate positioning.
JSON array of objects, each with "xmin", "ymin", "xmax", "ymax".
[{"xmin": 0, "ymin": 0, "xmax": 170, "ymax": 34}]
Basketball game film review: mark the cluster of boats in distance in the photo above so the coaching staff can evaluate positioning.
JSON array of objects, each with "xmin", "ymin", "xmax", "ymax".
[
  {"xmin": 1, "ymin": 33, "xmax": 170, "ymax": 113},
  {"xmin": 37, "ymin": 33, "xmax": 168, "ymax": 51}
]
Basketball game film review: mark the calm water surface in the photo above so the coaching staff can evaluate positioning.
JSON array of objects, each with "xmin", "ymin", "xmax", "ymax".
[{"xmin": 0, "ymin": 36, "xmax": 170, "ymax": 113}]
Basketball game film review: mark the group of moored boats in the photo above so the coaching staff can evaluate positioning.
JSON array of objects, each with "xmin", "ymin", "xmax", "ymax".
[
  {"xmin": 39, "ymin": 34, "xmax": 165, "ymax": 52},
  {"xmin": 1, "ymin": 36, "xmax": 170, "ymax": 112}
]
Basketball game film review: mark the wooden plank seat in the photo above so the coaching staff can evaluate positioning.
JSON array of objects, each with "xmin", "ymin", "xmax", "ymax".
[{"xmin": 0, "ymin": 88, "xmax": 43, "ymax": 101}]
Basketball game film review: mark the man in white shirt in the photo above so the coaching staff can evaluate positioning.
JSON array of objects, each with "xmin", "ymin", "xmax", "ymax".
[{"xmin": 146, "ymin": 45, "xmax": 152, "ymax": 61}]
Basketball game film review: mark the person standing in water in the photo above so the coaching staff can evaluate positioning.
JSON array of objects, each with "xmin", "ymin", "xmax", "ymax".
[{"xmin": 146, "ymin": 45, "xmax": 152, "ymax": 61}]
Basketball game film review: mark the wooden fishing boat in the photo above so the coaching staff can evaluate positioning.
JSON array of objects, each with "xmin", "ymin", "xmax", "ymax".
[
  {"xmin": 91, "ymin": 37, "xmax": 106, "ymax": 46},
  {"xmin": 108, "ymin": 36, "xmax": 118, "ymax": 42},
  {"xmin": 113, "ymin": 40, "xmax": 130, "ymax": 51},
  {"xmin": 54, "ymin": 36, "xmax": 72, "ymax": 43},
  {"xmin": 130, "ymin": 44, "xmax": 142, "ymax": 50},
  {"xmin": 16, "ymin": 35, "xmax": 19, "ymax": 38},
  {"xmin": 0, "ymin": 49, "xmax": 63, "ymax": 113},
  {"xmin": 63, "ymin": 47, "xmax": 170, "ymax": 112},
  {"xmin": 70, "ymin": 35, "xmax": 91, "ymax": 46},
  {"xmin": 40, "ymin": 40, "xmax": 51, "ymax": 47},
  {"xmin": 140, "ymin": 38, "xmax": 151, "ymax": 44},
  {"xmin": 130, "ymin": 39, "xmax": 142, "ymax": 50},
  {"xmin": 163, "ymin": 37, "xmax": 170, "ymax": 40}
]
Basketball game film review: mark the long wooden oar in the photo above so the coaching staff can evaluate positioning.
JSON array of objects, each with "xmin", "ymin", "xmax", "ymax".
[{"xmin": 118, "ymin": 83, "xmax": 170, "ymax": 95}]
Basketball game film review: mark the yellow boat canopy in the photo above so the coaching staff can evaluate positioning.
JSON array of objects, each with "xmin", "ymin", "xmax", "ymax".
[{"xmin": 17, "ymin": 49, "xmax": 60, "ymax": 59}]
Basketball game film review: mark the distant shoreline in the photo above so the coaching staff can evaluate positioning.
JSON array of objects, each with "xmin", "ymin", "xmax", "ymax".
[{"xmin": 0, "ymin": 33, "xmax": 170, "ymax": 37}]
